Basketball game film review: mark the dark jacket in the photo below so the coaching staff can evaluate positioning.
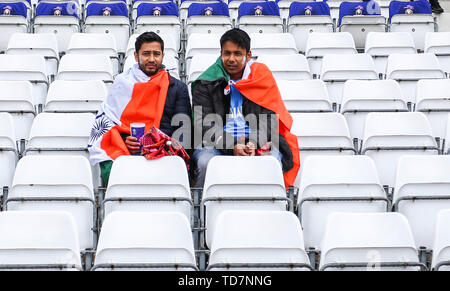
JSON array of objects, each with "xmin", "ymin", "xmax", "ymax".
[{"xmin": 192, "ymin": 77, "xmax": 294, "ymax": 173}]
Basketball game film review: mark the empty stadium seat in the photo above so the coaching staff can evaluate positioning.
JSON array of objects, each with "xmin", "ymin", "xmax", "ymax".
[
  {"xmin": 386, "ymin": 53, "xmax": 446, "ymax": 105},
  {"xmin": 92, "ymin": 211, "xmax": 197, "ymax": 271},
  {"xmin": 6, "ymin": 155, "xmax": 96, "ymax": 251},
  {"xmin": 361, "ymin": 112, "xmax": 438, "ymax": 188},
  {"xmin": 0, "ymin": 211, "xmax": 82, "ymax": 271},
  {"xmin": 389, "ymin": 0, "xmax": 435, "ymax": 51},
  {"xmin": 256, "ymin": 54, "xmax": 312, "ymax": 81},
  {"xmin": 57, "ymin": 54, "xmax": 114, "ymax": 86},
  {"xmin": 287, "ymin": 2, "xmax": 334, "ymax": 54},
  {"xmin": 207, "ymin": 210, "xmax": 312, "ymax": 271},
  {"xmin": 320, "ymin": 53, "xmax": 378, "ymax": 107},
  {"xmin": 185, "ymin": 2, "xmax": 232, "ymax": 36},
  {"xmin": 424, "ymin": 32, "xmax": 450, "ymax": 74},
  {"xmin": 341, "ymin": 80, "xmax": 408, "ymax": 141},
  {"xmin": 298, "ymin": 155, "xmax": 388, "ymax": 251},
  {"xmin": 365, "ymin": 32, "xmax": 416, "ymax": 75},
  {"xmin": 305, "ymin": 32, "xmax": 357, "ymax": 77},
  {"xmin": 249, "ymin": 33, "xmax": 297, "ymax": 58},
  {"xmin": 237, "ymin": 1, "xmax": 283, "ymax": 34},
  {"xmin": 432, "ymin": 209, "xmax": 450, "ymax": 271},
  {"xmin": 277, "ymin": 79, "xmax": 332, "ymax": 113},
  {"xmin": 0, "ymin": 54, "xmax": 48, "ymax": 106},
  {"xmin": 67, "ymin": 33, "xmax": 120, "ymax": 75},
  {"xmin": 134, "ymin": 2, "xmax": 181, "ymax": 49},
  {"xmin": 0, "ymin": 113, "xmax": 17, "ymax": 190},
  {"xmin": 319, "ymin": 212, "xmax": 423, "ymax": 271},
  {"xmin": 186, "ymin": 53, "xmax": 218, "ymax": 87},
  {"xmin": 33, "ymin": 1, "xmax": 81, "ymax": 53},
  {"xmin": 185, "ymin": 33, "xmax": 221, "ymax": 76},
  {"xmin": 6, "ymin": 33, "xmax": 59, "ymax": 78},
  {"xmin": 202, "ymin": 156, "xmax": 288, "ymax": 248},
  {"xmin": 44, "ymin": 80, "xmax": 107, "ymax": 113},
  {"xmin": 415, "ymin": 79, "xmax": 450, "ymax": 143},
  {"xmin": 0, "ymin": 2, "xmax": 29, "ymax": 53},
  {"xmin": 393, "ymin": 155, "xmax": 450, "ymax": 250},
  {"xmin": 84, "ymin": 2, "xmax": 130, "ymax": 54},
  {"xmin": 103, "ymin": 156, "xmax": 193, "ymax": 225},
  {"xmin": 0, "ymin": 81, "xmax": 35, "ymax": 141},
  {"xmin": 338, "ymin": 1, "xmax": 387, "ymax": 50},
  {"xmin": 179, "ymin": 0, "xmax": 219, "ymax": 20}
]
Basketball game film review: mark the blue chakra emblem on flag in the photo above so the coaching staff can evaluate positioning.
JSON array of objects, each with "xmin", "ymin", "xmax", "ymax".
[
  {"xmin": 355, "ymin": 5, "xmax": 364, "ymax": 15},
  {"xmin": 204, "ymin": 7, "xmax": 213, "ymax": 15},
  {"xmin": 304, "ymin": 5, "xmax": 313, "ymax": 15},
  {"xmin": 3, "ymin": 5, "xmax": 12, "ymax": 15},
  {"xmin": 90, "ymin": 114, "xmax": 113, "ymax": 144},
  {"xmin": 254, "ymin": 5, "xmax": 263, "ymax": 15}
]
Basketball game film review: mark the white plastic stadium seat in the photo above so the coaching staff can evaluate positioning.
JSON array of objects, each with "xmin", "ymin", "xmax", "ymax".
[
  {"xmin": 103, "ymin": 156, "xmax": 192, "ymax": 224},
  {"xmin": 340, "ymin": 80, "xmax": 408, "ymax": 141},
  {"xmin": 387, "ymin": 53, "xmax": 446, "ymax": 105},
  {"xmin": 0, "ymin": 211, "xmax": 82, "ymax": 271},
  {"xmin": 6, "ymin": 155, "xmax": 96, "ymax": 251},
  {"xmin": 0, "ymin": 55, "xmax": 48, "ymax": 106},
  {"xmin": 361, "ymin": 112, "xmax": 438, "ymax": 188},
  {"xmin": 0, "ymin": 81, "xmax": 35, "ymax": 141},
  {"xmin": 256, "ymin": 54, "xmax": 312, "ymax": 81},
  {"xmin": 237, "ymin": 1, "xmax": 283, "ymax": 34},
  {"xmin": 320, "ymin": 53, "xmax": 378, "ymax": 106},
  {"xmin": 432, "ymin": 209, "xmax": 450, "ymax": 271},
  {"xmin": 424, "ymin": 32, "xmax": 450, "ymax": 75},
  {"xmin": 445, "ymin": 114, "xmax": 450, "ymax": 155},
  {"xmin": 277, "ymin": 79, "xmax": 333, "ymax": 113},
  {"xmin": 207, "ymin": 210, "xmax": 312, "ymax": 271},
  {"xmin": 298, "ymin": 155, "xmax": 388, "ymax": 251},
  {"xmin": 0, "ymin": 113, "xmax": 17, "ymax": 190},
  {"xmin": 393, "ymin": 155, "xmax": 450, "ymax": 250},
  {"xmin": 249, "ymin": 33, "xmax": 298, "ymax": 58},
  {"xmin": 415, "ymin": 79, "xmax": 450, "ymax": 142},
  {"xmin": 0, "ymin": 2, "xmax": 29, "ymax": 53},
  {"xmin": 57, "ymin": 54, "xmax": 114, "ymax": 87},
  {"xmin": 6, "ymin": 33, "xmax": 59, "ymax": 78},
  {"xmin": 92, "ymin": 211, "xmax": 197, "ymax": 271},
  {"xmin": 185, "ymin": 2, "xmax": 232, "ymax": 36},
  {"xmin": 186, "ymin": 53, "xmax": 218, "ymax": 86},
  {"xmin": 202, "ymin": 156, "xmax": 288, "ymax": 248},
  {"xmin": 365, "ymin": 32, "xmax": 416, "ymax": 75},
  {"xmin": 67, "ymin": 33, "xmax": 120, "ymax": 75},
  {"xmin": 319, "ymin": 212, "xmax": 423, "ymax": 271},
  {"xmin": 390, "ymin": 11, "xmax": 435, "ymax": 51},
  {"xmin": 305, "ymin": 32, "xmax": 357, "ymax": 77},
  {"xmin": 44, "ymin": 80, "xmax": 107, "ymax": 113},
  {"xmin": 185, "ymin": 33, "xmax": 221, "ymax": 77}
]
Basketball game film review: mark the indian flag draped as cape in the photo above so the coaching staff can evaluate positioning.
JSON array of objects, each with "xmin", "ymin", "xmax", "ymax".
[
  {"xmin": 88, "ymin": 64, "xmax": 169, "ymax": 165},
  {"xmin": 192, "ymin": 57, "xmax": 300, "ymax": 188}
]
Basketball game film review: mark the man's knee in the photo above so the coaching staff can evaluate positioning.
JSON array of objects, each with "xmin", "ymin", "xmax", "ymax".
[{"xmin": 194, "ymin": 147, "xmax": 222, "ymax": 171}]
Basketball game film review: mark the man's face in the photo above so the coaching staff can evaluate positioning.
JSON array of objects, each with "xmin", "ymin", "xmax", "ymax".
[
  {"xmin": 134, "ymin": 41, "xmax": 164, "ymax": 77},
  {"xmin": 221, "ymin": 40, "xmax": 251, "ymax": 79}
]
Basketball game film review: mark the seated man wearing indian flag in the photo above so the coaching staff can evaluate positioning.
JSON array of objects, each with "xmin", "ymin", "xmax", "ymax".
[
  {"xmin": 192, "ymin": 28, "xmax": 300, "ymax": 188},
  {"xmin": 88, "ymin": 32, "xmax": 192, "ymax": 186}
]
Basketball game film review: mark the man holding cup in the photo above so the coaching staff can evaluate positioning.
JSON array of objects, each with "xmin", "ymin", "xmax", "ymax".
[{"xmin": 88, "ymin": 32, "xmax": 191, "ymax": 186}]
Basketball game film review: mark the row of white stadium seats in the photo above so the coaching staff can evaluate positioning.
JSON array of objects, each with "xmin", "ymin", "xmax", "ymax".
[{"xmin": 2, "ymin": 196, "xmax": 450, "ymax": 270}]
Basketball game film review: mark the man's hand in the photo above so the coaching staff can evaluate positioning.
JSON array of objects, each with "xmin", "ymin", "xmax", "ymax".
[
  {"xmin": 244, "ymin": 141, "xmax": 256, "ymax": 156},
  {"xmin": 233, "ymin": 143, "xmax": 249, "ymax": 156},
  {"xmin": 125, "ymin": 136, "xmax": 141, "ymax": 154}
]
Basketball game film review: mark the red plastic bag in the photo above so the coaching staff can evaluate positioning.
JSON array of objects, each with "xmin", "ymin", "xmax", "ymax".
[{"xmin": 140, "ymin": 126, "xmax": 190, "ymax": 170}]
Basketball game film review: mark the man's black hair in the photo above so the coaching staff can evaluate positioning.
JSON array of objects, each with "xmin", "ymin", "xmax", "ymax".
[
  {"xmin": 220, "ymin": 28, "xmax": 251, "ymax": 53},
  {"xmin": 135, "ymin": 31, "xmax": 164, "ymax": 53}
]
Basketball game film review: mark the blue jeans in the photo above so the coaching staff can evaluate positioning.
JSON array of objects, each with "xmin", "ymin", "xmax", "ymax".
[{"xmin": 192, "ymin": 146, "xmax": 283, "ymax": 188}]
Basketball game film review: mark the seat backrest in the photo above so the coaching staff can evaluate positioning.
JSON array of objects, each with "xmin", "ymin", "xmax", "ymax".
[
  {"xmin": 425, "ymin": 32, "xmax": 450, "ymax": 55},
  {"xmin": 57, "ymin": 54, "xmax": 113, "ymax": 81},
  {"xmin": 0, "ymin": 2, "xmax": 28, "ymax": 19},
  {"xmin": 386, "ymin": 53, "xmax": 445, "ymax": 80},
  {"xmin": 135, "ymin": 1, "xmax": 178, "ymax": 20},
  {"xmin": 67, "ymin": 33, "xmax": 117, "ymax": 54},
  {"xmin": 238, "ymin": 1, "xmax": 280, "ymax": 19},
  {"xmin": 415, "ymin": 79, "xmax": 450, "ymax": 110},
  {"xmin": 445, "ymin": 114, "xmax": 450, "ymax": 154},
  {"xmin": 388, "ymin": 0, "xmax": 432, "ymax": 22},
  {"xmin": 185, "ymin": 33, "xmax": 221, "ymax": 58},
  {"xmin": 35, "ymin": 1, "xmax": 80, "ymax": 19},
  {"xmin": 0, "ymin": 210, "xmax": 82, "ymax": 270},
  {"xmin": 187, "ymin": 2, "xmax": 229, "ymax": 18},
  {"xmin": 187, "ymin": 54, "xmax": 218, "ymax": 83},
  {"xmin": 365, "ymin": 32, "xmax": 416, "ymax": 56},
  {"xmin": 299, "ymin": 155, "xmax": 385, "ymax": 199},
  {"xmin": 208, "ymin": 210, "xmax": 310, "ymax": 270},
  {"xmin": 277, "ymin": 79, "xmax": 332, "ymax": 112},
  {"xmin": 249, "ymin": 33, "xmax": 297, "ymax": 56},
  {"xmin": 305, "ymin": 32, "xmax": 357, "ymax": 57},
  {"xmin": 26, "ymin": 112, "xmax": 95, "ymax": 151},
  {"xmin": 257, "ymin": 54, "xmax": 312, "ymax": 80},
  {"xmin": 432, "ymin": 209, "xmax": 450, "ymax": 270},
  {"xmin": 338, "ymin": 0, "xmax": 382, "ymax": 26},
  {"xmin": 45, "ymin": 80, "xmax": 107, "ymax": 113},
  {"xmin": 0, "ymin": 80, "xmax": 34, "ymax": 111},
  {"xmin": 288, "ymin": 1, "xmax": 331, "ymax": 18},
  {"xmin": 85, "ymin": 2, "xmax": 128, "ymax": 18},
  {"xmin": 0, "ymin": 112, "xmax": 16, "ymax": 150},
  {"xmin": 6, "ymin": 33, "xmax": 59, "ymax": 58},
  {"xmin": 362, "ymin": 112, "xmax": 436, "ymax": 148},
  {"xmin": 94, "ymin": 211, "xmax": 196, "ymax": 270},
  {"xmin": 320, "ymin": 53, "xmax": 378, "ymax": 80},
  {"xmin": 320, "ymin": 212, "xmax": 419, "ymax": 270},
  {"xmin": 0, "ymin": 54, "xmax": 47, "ymax": 80}
]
